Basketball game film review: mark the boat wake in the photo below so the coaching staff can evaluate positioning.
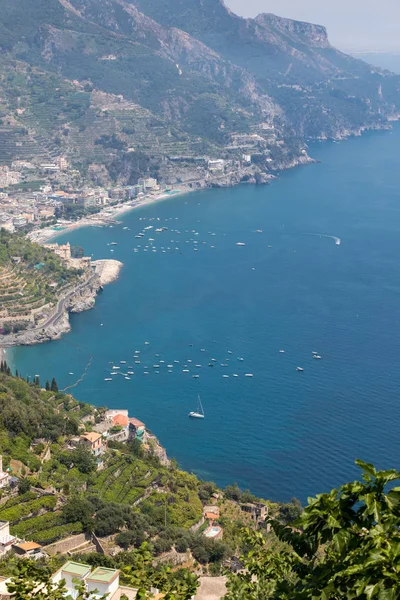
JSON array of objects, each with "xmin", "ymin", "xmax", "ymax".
[{"xmin": 308, "ymin": 233, "xmax": 341, "ymax": 245}]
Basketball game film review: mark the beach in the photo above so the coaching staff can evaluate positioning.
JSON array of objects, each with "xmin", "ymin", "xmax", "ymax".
[{"xmin": 28, "ymin": 188, "xmax": 192, "ymax": 245}]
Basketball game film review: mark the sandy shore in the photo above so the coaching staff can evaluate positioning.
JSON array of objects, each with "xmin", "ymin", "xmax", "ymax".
[
  {"xmin": 29, "ymin": 188, "xmax": 193, "ymax": 245},
  {"xmin": 92, "ymin": 259, "xmax": 123, "ymax": 285}
]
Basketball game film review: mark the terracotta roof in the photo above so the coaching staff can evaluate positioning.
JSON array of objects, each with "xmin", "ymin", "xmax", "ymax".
[
  {"xmin": 129, "ymin": 417, "xmax": 145, "ymax": 428},
  {"xmin": 112, "ymin": 414, "xmax": 129, "ymax": 427},
  {"xmin": 80, "ymin": 432, "xmax": 102, "ymax": 443},
  {"xmin": 205, "ymin": 512, "xmax": 220, "ymax": 520},
  {"xmin": 15, "ymin": 541, "xmax": 41, "ymax": 551}
]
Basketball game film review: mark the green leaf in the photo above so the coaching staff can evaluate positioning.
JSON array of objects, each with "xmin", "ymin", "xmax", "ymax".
[{"xmin": 356, "ymin": 459, "xmax": 377, "ymax": 477}]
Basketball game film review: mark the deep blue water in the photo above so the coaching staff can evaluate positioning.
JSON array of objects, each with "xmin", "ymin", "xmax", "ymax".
[{"xmin": 9, "ymin": 125, "xmax": 400, "ymax": 502}]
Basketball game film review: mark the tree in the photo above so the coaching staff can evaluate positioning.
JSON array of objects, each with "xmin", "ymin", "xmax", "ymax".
[
  {"xmin": 59, "ymin": 446, "xmax": 97, "ymax": 474},
  {"xmin": 45, "ymin": 380, "xmax": 50, "ymax": 391},
  {"xmin": 18, "ymin": 478, "xmax": 31, "ymax": 495},
  {"xmin": 62, "ymin": 496, "xmax": 94, "ymax": 525},
  {"xmin": 225, "ymin": 461, "xmax": 400, "ymax": 599},
  {"xmin": 50, "ymin": 378, "xmax": 58, "ymax": 392},
  {"xmin": 277, "ymin": 497, "xmax": 303, "ymax": 525}
]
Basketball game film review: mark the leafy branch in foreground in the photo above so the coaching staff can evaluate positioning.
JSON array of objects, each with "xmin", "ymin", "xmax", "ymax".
[
  {"xmin": 5, "ymin": 561, "xmax": 105, "ymax": 600},
  {"xmin": 225, "ymin": 460, "xmax": 400, "ymax": 599}
]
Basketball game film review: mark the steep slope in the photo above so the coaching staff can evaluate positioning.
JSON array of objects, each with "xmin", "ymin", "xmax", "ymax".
[
  {"xmin": 0, "ymin": 0, "xmax": 398, "ymax": 179},
  {"xmin": 129, "ymin": 0, "xmax": 400, "ymax": 136}
]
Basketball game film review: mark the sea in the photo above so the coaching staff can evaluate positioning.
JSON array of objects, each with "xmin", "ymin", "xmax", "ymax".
[{"xmin": 8, "ymin": 124, "xmax": 400, "ymax": 503}]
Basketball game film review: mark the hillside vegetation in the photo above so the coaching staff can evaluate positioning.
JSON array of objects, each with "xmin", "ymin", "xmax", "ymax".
[
  {"xmin": 0, "ymin": 230, "xmax": 80, "ymax": 333},
  {"xmin": 0, "ymin": 370, "xmax": 399, "ymax": 599},
  {"xmin": 0, "ymin": 0, "xmax": 398, "ymax": 178}
]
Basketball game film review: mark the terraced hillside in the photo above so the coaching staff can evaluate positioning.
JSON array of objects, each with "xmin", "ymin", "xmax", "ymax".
[
  {"xmin": 0, "ymin": 231, "xmax": 80, "ymax": 333},
  {"xmin": 0, "ymin": 0, "xmax": 399, "ymax": 181}
]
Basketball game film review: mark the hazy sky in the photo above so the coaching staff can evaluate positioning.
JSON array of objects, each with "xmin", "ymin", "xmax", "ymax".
[{"xmin": 226, "ymin": 0, "xmax": 400, "ymax": 52}]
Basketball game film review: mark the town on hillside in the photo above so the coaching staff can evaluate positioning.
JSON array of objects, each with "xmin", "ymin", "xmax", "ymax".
[{"xmin": 0, "ymin": 369, "xmax": 279, "ymax": 599}]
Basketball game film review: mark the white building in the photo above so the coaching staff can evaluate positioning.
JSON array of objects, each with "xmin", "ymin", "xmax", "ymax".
[
  {"xmin": 0, "ymin": 521, "xmax": 16, "ymax": 555},
  {"xmin": 0, "ymin": 456, "xmax": 10, "ymax": 489},
  {"xmin": 137, "ymin": 177, "xmax": 158, "ymax": 191},
  {"xmin": 52, "ymin": 562, "xmax": 120, "ymax": 600},
  {"xmin": 207, "ymin": 159, "xmax": 225, "ymax": 172}
]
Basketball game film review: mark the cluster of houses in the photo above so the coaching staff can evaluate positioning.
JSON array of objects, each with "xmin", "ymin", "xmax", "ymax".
[
  {"xmin": 0, "ymin": 519, "xmax": 45, "ymax": 560},
  {"xmin": 0, "ymin": 559, "xmax": 146, "ymax": 600},
  {"xmin": 76, "ymin": 410, "xmax": 146, "ymax": 467}
]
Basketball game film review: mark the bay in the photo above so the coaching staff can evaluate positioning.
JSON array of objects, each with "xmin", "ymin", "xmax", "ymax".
[{"xmin": 8, "ymin": 125, "xmax": 400, "ymax": 502}]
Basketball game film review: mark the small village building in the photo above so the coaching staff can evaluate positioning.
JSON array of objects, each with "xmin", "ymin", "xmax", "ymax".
[
  {"xmin": 52, "ymin": 561, "xmax": 92, "ymax": 599},
  {"xmin": 79, "ymin": 432, "xmax": 103, "ymax": 456},
  {"xmin": 0, "ymin": 522, "xmax": 16, "ymax": 555},
  {"xmin": 52, "ymin": 562, "xmax": 121, "ymax": 600},
  {"xmin": 129, "ymin": 417, "xmax": 145, "ymax": 441},
  {"xmin": 203, "ymin": 505, "xmax": 220, "ymax": 521},
  {"xmin": 240, "ymin": 502, "xmax": 268, "ymax": 523},
  {"xmin": 86, "ymin": 567, "xmax": 120, "ymax": 600},
  {"xmin": 13, "ymin": 541, "xmax": 43, "ymax": 558},
  {"xmin": 43, "ymin": 242, "xmax": 72, "ymax": 261},
  {"xmin": 0, "ymin": 456, "xmax": 11, "ymax": 489},
  {"xmin": 112, "ymin": 414, "xmax": 129, "ymax": 428}
]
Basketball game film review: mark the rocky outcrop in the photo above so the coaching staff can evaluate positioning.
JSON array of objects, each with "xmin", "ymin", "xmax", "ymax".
[
  {"xmin": 0, "ymin": 260, "xmax": 123, "ymax": 348},
  {"xmin": 92, "ymin": 259, "xmax": 123, "ymax": 285},
  {"xmin": 68, "ymin": 276, "xmax": 100, "ymax": 313}
]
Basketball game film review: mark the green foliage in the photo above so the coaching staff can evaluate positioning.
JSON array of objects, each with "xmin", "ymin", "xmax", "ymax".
[
  {"xmin": 6, "ymin": 560, "xmax": 103, "ymax": 599},
  {"xmin": 0, "ymin": 495, "xmax": 56, "ymax": 524},
  {"xmin": 33, "ymin": 522, "xmax": 83, "ymax": 545},
  {"xmin": 11, "ymin": 511, "xmax": 64, "ymax": 539},
  {"xmin": 225, "ymin": 461, "xmax": 400, "ymax": 599},
  {"xmin": 59, "ymin": 446, "xmax": 97, "ymax": 474},
  {"xmin": 18, "ymin": 478, "xmax": 31, "ymax": 495}
]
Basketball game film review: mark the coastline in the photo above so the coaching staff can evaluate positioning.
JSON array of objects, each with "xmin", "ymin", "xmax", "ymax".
[{"xmin": 29, "ymin": 188, "xmax": 194, "ymax": 245}]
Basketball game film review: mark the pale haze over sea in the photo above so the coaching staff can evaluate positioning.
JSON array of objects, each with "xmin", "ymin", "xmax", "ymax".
[{"xmin": 226, "ymin": 0, "xmax": 400, "ymax": 53}]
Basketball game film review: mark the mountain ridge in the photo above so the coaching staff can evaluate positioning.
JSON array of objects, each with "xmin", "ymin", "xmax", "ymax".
[{"xmin": 0, "ymin": 0, "xmax": 398, "ymax": 185}]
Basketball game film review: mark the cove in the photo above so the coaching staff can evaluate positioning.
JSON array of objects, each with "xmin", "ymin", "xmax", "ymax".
[{"xmin": 9, "ymin": 124, "xmax": 400, "ymax": 502}]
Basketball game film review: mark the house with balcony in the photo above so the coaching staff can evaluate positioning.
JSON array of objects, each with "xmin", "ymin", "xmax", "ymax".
[
  {"xmin": 128, "ymin": 417, "xmax": 146, "ymax": 441},
  {"xmin": 79, "ymin": 432, "xmax": 103, "ymax": 456}
]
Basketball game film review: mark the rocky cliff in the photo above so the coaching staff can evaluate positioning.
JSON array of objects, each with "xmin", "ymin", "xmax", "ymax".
[
  {"xmin": 0, "ymin": 260, "xmax": 122, "ymax": 348},
  {"xmin": 0, "ymin": 0, "xmax": 398, "ymax": 177}
]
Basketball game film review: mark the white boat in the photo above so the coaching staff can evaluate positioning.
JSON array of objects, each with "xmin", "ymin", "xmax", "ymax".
[
  {"xmin": 110, "ymin": 372, "xmax": 117, "ymax": 375},
  {"xmin": 313, "ymin": 355, "xmax": 322, "ymax": 360},
  {"xmin": 127, "ymin": 371, "xmax": 134, "ymax": 375},
  {"xmin": 245, "ymin": 373, "xmax": 254, "ymax": 377},
  {"xmin": 125, "ymin": 376, "xmax": 131, "ymax": 380},
  {"xmin": 104, "ymin": 378, "xmax": 112, "ymax": 381},
  {"xmin": 296, "ymin": 367, "xmax": 304, "ymax": 372},
  {"xmin": 183, "ymin": 369, "xmax": 189, "ymax": 373},
  {"xmin": 69, "ymin": 372, "xmax": 74, "ymax": 375},
  {"xmin": 189, "ymin": 396, "xmax": 205, "ymax": 419},
  {"xmin": 112, "ymin": 366, "xmax": 120, "ymax": 369},
  {"xmin": 233, "ymin": 374, "xmax": 239, "ymax": 377},
  {"xmin": 279, "ymin": 350, "xmax": 285, "ymax": 353},
  {"xmin": 193, "ymin": 374, "xmax": 200, "ymax": 379},
  {"xmin": 120, "ymin": 360, "xmax": 127, "ymax": 364},
  {"xmin": 236, "ymin": 242, "xmax": 246, "ymax": 246},
  {"xmin": 223, "ymin": 375, "xmax": 229, "ymax": 378}
]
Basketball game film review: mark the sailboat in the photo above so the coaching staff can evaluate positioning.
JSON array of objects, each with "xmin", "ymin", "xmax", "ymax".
[{"xmin": 189, "ymin": 395, "xmax": 205, "ymax": 419}]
